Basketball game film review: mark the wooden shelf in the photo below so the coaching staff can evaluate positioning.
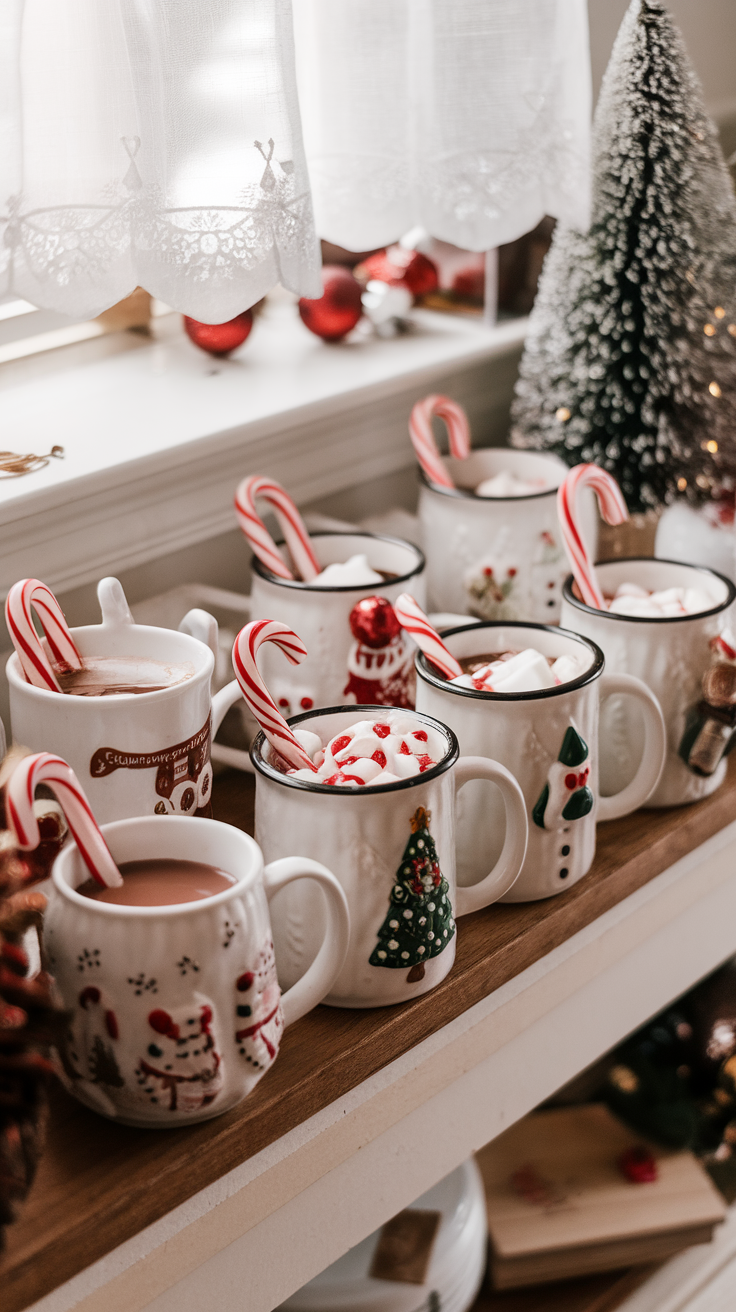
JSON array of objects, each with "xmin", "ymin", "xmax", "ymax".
[{"xmin": 5, "ymin": 761, "xmax": 736, "ymax": 1312}]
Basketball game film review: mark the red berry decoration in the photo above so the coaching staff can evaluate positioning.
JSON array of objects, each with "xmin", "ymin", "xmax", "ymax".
[
  {"xmin": 618, "ymin": 1146, "xmax": 658, "ymax": 1183},
  {"xmin": 357, "ymin": 246, "xmax": 439, "ymax": 297},
  {"xmin": 349, "ymin": 596, "xmax": 401, "ymax": 649},
  {"xmin": 183, "ymin": 311, "xmax": 253, "ymax": 357},
  {"xmin": 298, "ymin": 266, "xmax": 363, "ymax": 340}
]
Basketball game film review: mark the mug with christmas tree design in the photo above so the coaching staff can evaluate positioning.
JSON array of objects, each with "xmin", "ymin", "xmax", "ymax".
[
  {"xmin": 252, "ymin": 706, "xmax": 528, "ymax": 1007},
  {"xmin": 414, "ymin": 622, "xmax": 666, "ymax": 902}
]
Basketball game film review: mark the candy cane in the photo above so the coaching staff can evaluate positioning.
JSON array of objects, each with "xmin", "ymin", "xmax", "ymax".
[
  {"xmin": 5, "ymin": 753, "xmax": 122, "ymax": 888},
  {"xmin": 409, "ymin": 395, "xmax": 471, "ymax": 488},
  {"xmin": 232, "ymin": 621, "xmax": 318, "ymax": 772},
  {"xmin": 557, "ymin": 464, "xmax": 629, "ymax": 610},
  {"xmin": 5, "ymin": 578, "xmax": 82, "ymax": 692},
  {"xmin": 234, "ymin": 476, "xmax": 320, "ymax": 582},
  {"xmin": 394, "ymin": 594, "xmax": 463, "ymax": 680}
]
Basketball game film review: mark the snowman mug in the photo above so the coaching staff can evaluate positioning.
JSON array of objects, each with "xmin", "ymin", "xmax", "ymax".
[
  {"xmin": 561, "ymin": 559, "xmax": 736, "ymax": 808},
  {"xmin": 249, "ymin": 532, "xmax": 426, "ymax": 716},
  {"xmin": 45, "ymin": 815, "xmax": 350, "ymax": 1126},
  {"xmin": 7, "ymin": 578, "xmax": 244, "ymax": 824},
  {"xmin": 252, "ymin": 705, "xmax": 528, "ymax": 1008},
  {"xmin": 414, "ymin": 623, "xmax": 666, "ymax": 902}
]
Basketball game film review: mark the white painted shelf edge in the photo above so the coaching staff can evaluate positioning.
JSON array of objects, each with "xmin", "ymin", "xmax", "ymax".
[
  {"xmin": 26, "ymin": 817, "xmax": 736, "ymax": 1312},
  {"xmin": 0, "ymin": 307, "xmax": 526, "ymax": 597}
]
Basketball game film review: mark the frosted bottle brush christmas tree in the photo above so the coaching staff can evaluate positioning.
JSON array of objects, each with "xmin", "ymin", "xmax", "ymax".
[{"xmin": 511, "ymin": 0, "xmax": 736, "ymax": 512}]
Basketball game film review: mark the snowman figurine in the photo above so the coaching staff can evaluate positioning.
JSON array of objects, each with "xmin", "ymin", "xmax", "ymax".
[{"xmin": 520, "ymin": 725, "xmax": 596, "ymax": 898}]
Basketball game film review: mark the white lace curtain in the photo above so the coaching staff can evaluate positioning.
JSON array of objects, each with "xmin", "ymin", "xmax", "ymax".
[
  {"xmin": 0, "ymin": 0, "xmax": 591, "ymax": 323},
  {"xmin": 293, "ymin": 0, "xmax": 592, "ymax": 254}
]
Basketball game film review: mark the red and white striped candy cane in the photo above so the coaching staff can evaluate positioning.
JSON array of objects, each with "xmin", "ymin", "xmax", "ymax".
[
  {"xmin": 557, "ymin": 464, "xmax": 629, "ymax": 610},
  {"xmin": 394, "ymin": 594, "xmax": 463, "ymax": 680},
  {"xmin": 5, "ymin": 578, "xmax": 82, "ymax": 692},
  {"xmin": 234, "ymin": 476, "xmax": 320, "ymax": 582},
  {"xmin": 409, "ymin": 395, "xmax": 471, "ymax": 488},
  {"xmin": 6, "ymin": 752, "xmax": 122, "ymax": 887},
  {"xmin": 232, "ymin": 621, "xmax": 318, "ymax": 773}
]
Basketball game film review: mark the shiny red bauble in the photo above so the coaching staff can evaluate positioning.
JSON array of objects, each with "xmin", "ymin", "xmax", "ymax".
[
  {"xmin": 349, "ymin": 596, "xmax": 401, "ymax": 649},
  {"xmin": 298, "ymin": 266, "xmax": 363, "ymax": 340},
  {"xmin": 357, "ymin": 246, "xmax": 439, "ymax": 297},
  {"xmin": 183, "ymin": 311, "xmax": 253, "ymax": 356}
]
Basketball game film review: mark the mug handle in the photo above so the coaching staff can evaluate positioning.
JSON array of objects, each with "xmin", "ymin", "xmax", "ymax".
[
  {"xmin": 263, "ymin": 858, "xmax": 350, "ymax": 1026},
  {"xmin": 97, "ymin": 577, "xmax": 134, "ymax": 626},
  {"xmin": 453, "ymin": 758, "xmax": 529, "ymax": 916},
  {"xmin": 596, "ymin": 673, "xmax": 666, "ymax": 821},
  {"xmin": 178, "ymin": 608, "xmax": 244, "ymax": 735},
  {"xmin": 211, "ymin": 679, "xmax": 244, "ymax": 735}
]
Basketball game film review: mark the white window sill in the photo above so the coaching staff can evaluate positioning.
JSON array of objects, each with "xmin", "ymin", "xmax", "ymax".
[{"xmin": 0, "ymin": 296, "xmax": 526, "ymax": 597}]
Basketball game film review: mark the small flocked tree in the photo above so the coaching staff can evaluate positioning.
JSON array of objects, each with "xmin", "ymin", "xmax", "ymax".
[
  {"xmin": 511, "ymin": 0, "xmax": 736, "ymax": 513},
  {"xmin": 370, "ymin": 807, "xmax": 455, "ymax": 983}
]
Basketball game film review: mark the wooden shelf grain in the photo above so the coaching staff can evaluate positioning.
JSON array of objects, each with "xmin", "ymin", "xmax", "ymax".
[{"xmin": 4, "ymin": 760, "xmax": 736, "ymax": 1312}]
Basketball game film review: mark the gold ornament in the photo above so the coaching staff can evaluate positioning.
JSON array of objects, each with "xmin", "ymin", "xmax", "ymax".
[{"xmin": 0, "ymin": 446, "xmax": 64, "ymax": 478}]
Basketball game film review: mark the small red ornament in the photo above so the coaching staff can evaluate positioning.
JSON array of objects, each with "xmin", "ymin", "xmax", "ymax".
[
  {"xmin": 618, "ymin": 1146, "xmax": 658, "ymax": 1184},
  {"xmin": 298, "ymin": 266, "xmax": 363, "ymax": 341},
  {"xmin": 349, "ymin": 596, "xmax": 402, "ymax": 648},
  {"xmin": 183, "ymin": 311, "xmax": 253, "ymax": 356},
  {"xmin": 357, "ymin": 246, "xmax": 439, "ymax": 297}
]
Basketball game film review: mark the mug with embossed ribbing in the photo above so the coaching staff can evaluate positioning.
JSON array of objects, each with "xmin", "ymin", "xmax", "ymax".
[
  {"xmin": 561, "ymin": 559, "xmax": 736, "ymax": 807},
  {"xmin": 7, "ymin": 579, "xmax": 243, "ymax": 823}
]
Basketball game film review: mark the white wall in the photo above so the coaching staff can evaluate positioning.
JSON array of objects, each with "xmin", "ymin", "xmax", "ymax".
[{"xmin": 588, "ymin": 0, "xmax": 736, "ymax": 121}]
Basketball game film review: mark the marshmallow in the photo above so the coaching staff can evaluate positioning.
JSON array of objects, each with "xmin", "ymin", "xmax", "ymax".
[
  {"xmin": 287, "ymin": 714, "xmax": 445, "ymax": 788},
  {"xmin": 475, "ymin": 471, "xmax": 547, "ymax": 498},
  {"xmin": 608, "ymin": 583, "xmax": 715, "ymax": 618},
  {"xmin": 450, "ymin": 647, "xmax": 584, "ymax": 693},
  {"xmin": 310, "ymin": 554, "xmax": 383, "ymax": 587}
]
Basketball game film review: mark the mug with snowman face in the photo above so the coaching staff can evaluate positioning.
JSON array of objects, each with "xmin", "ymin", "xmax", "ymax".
[
  {"xmin": 7, "ymin": 578, "xmax": 243, "ymax": 823},
  {"xmin": 248, "ymin": 531, "xmax": 426, "ymax": 716},
  {"xmin": 414, "ymin": 622, "xmax": 666, "ymax": 902},
  {"xmin": 45, "ymin": 815, "xmax": 350, "ymax": 1127}
]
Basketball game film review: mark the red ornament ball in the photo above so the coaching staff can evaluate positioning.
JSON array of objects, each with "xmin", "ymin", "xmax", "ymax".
[
  {"xmin": 618, "ymin": 1146, "xmax": 658, "ymax": 1184},
  {"xmin": 183, "ymin": 311, "xmax": 253, "ymax": 356},
  {"xmin": 349, "ymin": 596, "xmax": 401, "ymax": 649},
  {"xmin": 298, "ymin": 266, "xmax": 363, "ymax": 340},
  {"xmin": 357, "ymin": 246, "xmax": 439, "ymax": 297}
]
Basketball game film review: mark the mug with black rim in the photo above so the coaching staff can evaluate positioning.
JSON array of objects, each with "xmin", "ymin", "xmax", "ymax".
[
  {"xmin": 414, "ymin": 621, "xmax": 666, "ymax": 902},
  {"xmin": 561, "ymin": 558, "xmax": 736, "ymax": 807},
  {"xmin": 249, "ymin": 531, "xmax": 426, "ymax": 716},
  {"xmin": 251, "ymin": 704, "xmax": 528, "ymax": 1007}
]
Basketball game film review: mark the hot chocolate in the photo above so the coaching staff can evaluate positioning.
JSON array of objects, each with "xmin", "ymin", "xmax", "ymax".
[
  {"xmin": 58, "ymin": 656, "xmax": 194, "ymax": 698},
  {"xmin": 78, "ymin": 858, "xmax": 236, "ymax": 906},
  {"xmin": 286, "ymin": 712, "xmax": 447, "ymax": 787}
]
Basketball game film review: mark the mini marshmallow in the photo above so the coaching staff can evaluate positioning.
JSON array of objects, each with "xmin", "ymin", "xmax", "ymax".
[
  {"xmin": 286, "ymin": 713, "xmax": 443, "ymax": 788},
  {"xmin": 475, "ymin": 471, "xmax": 547, "ymax": 498},
  {"xmin": 310, "ymin": 554, "xmax": 383, "ymax": 587},
  {"xmin": 551, "ymin": 654, "xmax": 583, "ymax": 685}
]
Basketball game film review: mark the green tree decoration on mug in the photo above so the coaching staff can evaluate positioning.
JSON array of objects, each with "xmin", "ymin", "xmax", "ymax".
[{"xmin": 370, "ymin": 807, "xmax": 455, "ymax": 983}]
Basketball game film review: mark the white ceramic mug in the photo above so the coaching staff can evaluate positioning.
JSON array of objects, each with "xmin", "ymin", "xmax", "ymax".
[
  {"xmin": 45, "ymin": 815, "xmax": 350, "ymax": 1127},
  {"xmin": 561, "ymin": 559, "xmax": 736, "ymax": 808},
  {"xmin": 7, "ymin": 579, "xmax": 243, "ymax": 823},
  {"xmin": 419, "ymin": 449, "xmax": 596, "ymax": 622},
  {"xmin": 252, "ymin": 705, "xmax": 528, "ymax": 1008},
  {"xmin": 414, "ymin": 622, "xmax": 666, "ymax": 902},
  {"xmin": 249, "ymin": 532, "xmax": 426, "ymax": 715}
]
